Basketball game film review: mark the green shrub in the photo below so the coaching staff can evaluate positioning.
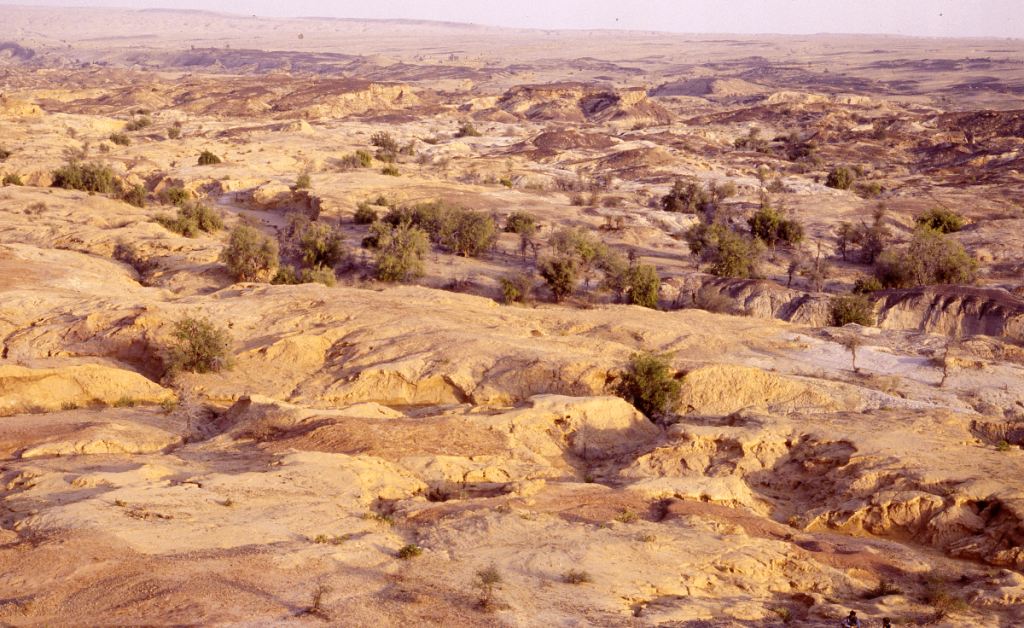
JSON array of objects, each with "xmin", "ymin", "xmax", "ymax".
[
  {"xmin": 109, "ymin": 133, "xmax": 131, "ymax": 146},
  {"xmin": 356, "ymin": 150, "xmax": 373, "ymax": 167},
  {"xmin": 856, "ymin": 182, "xmax": 883, "ymax": 199},
  {"xmin": 2, "ymin": 173, "xmax": 22, "ymax": 186},
  {"xmin": 475, "ymin": 565, "xmax": 503, "ymax": 610},
  {"xmin": 122, "ymin": 184, "xmax": 146, "ymax": 208},
  {"xmin": 456, "ymin": 122, "xmax": 482, "ymax": 138},
  {"xmin": 299, "ymin": 222, "xmax": 345, "ymax": 268},
  {"xmin": 300, "ymin": 266, "xmax": 336, "ymax": 287},
  {"xmin": 505, "ymin": 210, "xmax": 537, "ymax": 237},
  {"xmin": 539, "ymin": 257, "xmax": 578, "ymax": 302},
  {"xmin": 368, "ymin": 222, "xmax": 429, "ymax": 282},
  {"xmin": 52, "ymin": 160, "xmax": 119, "ymax": 194},
  {"xmin": 371, "ymin": 131, "xmax": 399, "ymax": 154},
  {"xmin": 853, "ymin": 275, "xmax": 884, "ymax": 294},
  {"xmin": 439, "ymin": 207, "xmax": 498, "ymax": 257},
  {"xmin": 692, "ymin": 287, "xmax": 733, "ymax": 314},
  {"xmin": 198, "ymin": 150, "xmax": 222, "ymax": 165},
  {"xmin": 397, "ymin": 544, "xmax": 423, "ymax": 559},
  {"xmin": 155, "ymin": 202, "xmax": 223, "ymax": 237},
  {"xmin": 381, "ymin": 165, "xmax": 400, "ymax": 176},
  {"xmin": 997, "ymin": 440, "xmax": 1012, "ymax": 452},
  {"xmin": 615, "ymin": 350, "xmax": 682, "ymax": 420},
  {"xmin": 747, "ymin": 206, "xmax": 803, "ymax": 246},
  {"xmin": 829, "ymin": 294, "xmax": 875, "ymax": 327},
  {"xmin": 294, "ymin": 173, "xmax": 311, "ymax": 190},
  {"xmin": 353, "ymin": 203, "xmax": 378, "ymax": 224},
  {"xmin": 825, "ymin": 166, "xmax": 856, "ymax": 190},
  {"xmin": 661, "ymin": 178, "xmax": 710, "ymax": 213},
  {"xmin": 499, "ymin": 272, "xmax": 535, "ymax": 304},
  {"xmin": 874, "ymin": 227, "xmax": 978, "ymax": 289},
  {"xmin": 219, "ymin": 225, "xmax": 279, "ymax": 282},
  {"xmin": 500, "ymin": 177, "xmax": 513, "ymax": 188},
  {"xmin": 627, "ymin": 264, "xmax": 660, "ymax": 309},
  {"xmin": 915, "ymin": 207, "xmax": 964, "ymax": 233},
  {"xmin": 161, "ymin": 187, "xmax": 191, "ymax": 207},
  {"xmin": 167, "ymin": 127, "xmax": 181, "ymax": 140},
  {"xmin": 125, "ymin": 117, "xmax": 152, "ymax": 132},
  {"xmin": 112, "ymin": 396, "xmax": 137, "ymax": 408},
  {"xmin": 270, "ymin": 265, "xmax": 301, "ymax": 285},
  {"xmin": 0, "ymin": 146, "xmax": 11, "ymax": 160},
  {"xmin": 684, "ymin": 224, "xmax": 763, "ymax": 278},
  {"xmin": 165, "ymin": 316, "xmax": 234, "ymax": 375}
]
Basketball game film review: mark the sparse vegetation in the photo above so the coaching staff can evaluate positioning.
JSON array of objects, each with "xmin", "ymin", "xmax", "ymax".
[
  {"xmin": 294, "ymin": 172, "xmax": 311, "ymax": 190},
  {"xmin": 2, "ymin": 173, "xmax": 22, "ymax": 186},
  {"xmin": 298, "ymin": 222, "xmax": 345, "ymax": 268},
  {"xmin": 0, "ymin": 146, "xmax": 11, "ymax": 160},
  {"xmin": 125, "ymin": 116, "xmax": 152, "ymax": 132},
  {"xmin": 505, "ymin": 210, "xmax": 537, "ymax": 237},
  {"xmin": 615, "ymin": 350, "xmax": 681, "ymax": 420},
  {"xmin": 219, "ymin": 225, "xmax": 280, "ymax": 281},
  {"xmin": 121, "ymin": 184, "xmax": 146, "ymax": 208},
  {"xmin": 165, "ymin": 316, "xmax": 234, "ymax": 375},
  {"xmin": 615, "ymin": 507, "xmax": 640, "ymax": 523},
  {"xmin": 397, "ymin": 544, "xmax": 423, "ymax": 559},
  {"xmin": 109, "ymin": 133, "xmax": 131, "ymax": 146},
  {"xmin": 381, "ymin": 165, "xmax": 400, "ymax": 176},
  {"xmin": 167, "ymin": 127, "xmax": 181, "ymax": 139},
  {"xmin": 747, "ymin": 206, "xmax": 804, "ymax": 247}
]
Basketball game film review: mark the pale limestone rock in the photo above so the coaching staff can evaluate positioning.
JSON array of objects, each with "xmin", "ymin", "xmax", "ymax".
[
  {"xmin": 21, "ymin": 422, "xmax": 181, "ymax": 458},
  {"xmin": 0, "ymin": 364, "xmax": 172, "ymax": 415}
]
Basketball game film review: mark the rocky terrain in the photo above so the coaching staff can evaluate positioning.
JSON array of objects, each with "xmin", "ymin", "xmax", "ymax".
[{"xmin": 2, "ymin": 7, "xmax": 1024, "ymax": 628}]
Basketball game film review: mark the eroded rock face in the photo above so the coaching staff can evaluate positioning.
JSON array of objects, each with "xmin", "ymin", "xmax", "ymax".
[
  {"xmin": 0, "ymin": 364, "xmax": 172, "ymax": 415},
  {"xmin": 875, "ymin": 285, "xmax": 1024, "ymax": 341}
]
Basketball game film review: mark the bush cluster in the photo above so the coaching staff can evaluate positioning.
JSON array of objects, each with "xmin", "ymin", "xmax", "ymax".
[
  {"xmin": 109, "ymin": 133, "xmax": 131, "ymax": 146},
  {"xmin": 219, "ymin": 225, "xmax": 279, "ymax": 281},
  {"xmin": 873, "ymin": 227, "xmax": 977, "ymax": 289},
  {"xmin": 155, "ymin": 202, "xmax": 223, "ymax": 237},
  {"xmin": 825, "ymin": 166, "xmax": 856, "ymax": 190},
  {"xmin": 383, "ymin": 202, "xmax": 498, "ymax": 258},
  {"xmin": 365, "ymin": 221, "xmax": 429, "ymax": 282},
  {"xmin": 52, "ymin": 160, "xmax": 119, "ymax": 194},
  {"xmin": 684, "ymin": 223, "xmax": 763, "ymax": 278}
]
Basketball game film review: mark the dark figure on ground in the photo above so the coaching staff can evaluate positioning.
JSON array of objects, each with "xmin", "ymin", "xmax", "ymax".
[{"xmin": 841, "ymin": 610, "xmax": 861, "ymax": 628}]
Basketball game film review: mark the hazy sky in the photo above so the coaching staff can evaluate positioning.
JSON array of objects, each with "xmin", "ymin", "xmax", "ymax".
[{"xmin": 5, "ymin": 0, "xmax": 1023, "ymax": 38}]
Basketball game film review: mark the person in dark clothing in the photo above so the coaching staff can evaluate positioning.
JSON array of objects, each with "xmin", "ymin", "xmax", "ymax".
[{"xmin": 841, "ymin": 610, "xmax": 861, "ymax": 627}]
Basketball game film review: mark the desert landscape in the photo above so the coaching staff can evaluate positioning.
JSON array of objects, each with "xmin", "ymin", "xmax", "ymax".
[{"xmin": 1, "ymin": 6, "xmax": 1024, "ymax": 627}]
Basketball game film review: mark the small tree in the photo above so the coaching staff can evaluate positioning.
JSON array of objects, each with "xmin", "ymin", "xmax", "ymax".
[
  {"xmin": 706, "ymin": 229, "xmax": 763, "ymax": 278},
  {"xmin": 661, "ymin": 178, "xmax": 710, "ymax": 213},
  {"xmin": 456, "ymin": 122, "xmax": 482, "ymax": 138},
  {"xmin": 627, "ymin": 264, "xmax": 660, "ymax": 309},
  {"xmin": 475, "ymin": 565, "xmax": 503, "ymax": 610},
  {"xmin": 539, "ymin": 257, "xmax": 578, "ymax": 302},
  {"xmin": 839, "ymin": 334, "xmax": 864, "ymax": 373},
  {"xmin": 219, "ymin": 225, "xmax": 279, "ymax": 282},
  {"xmin": 505, "ymin": 211, "xmax": 537, "ymax": 237},
  {"xmin": 615, "ymin": 350, "xmax": 682, "ymax": 421},
  {"xmin": 165, "ymin": 317, "xmax": 233, "ymax": 375},
  {"xmin": 440, "ymin": 208, "xmax": 498, "ymax": 257}
]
